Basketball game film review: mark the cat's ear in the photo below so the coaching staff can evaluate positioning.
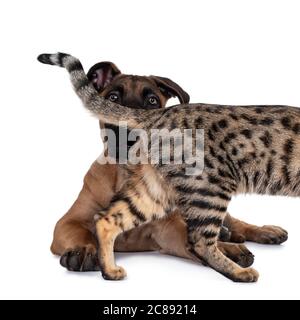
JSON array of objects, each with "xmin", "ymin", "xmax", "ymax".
[{"xmin": 87, "ymin": 62, "xmax": 121, "ymax": 92}]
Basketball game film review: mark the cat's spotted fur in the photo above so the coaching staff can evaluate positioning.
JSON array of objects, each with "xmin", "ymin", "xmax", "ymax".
[{"xmin": 38, "ymin": 52, "xmax": 295, "ymax": 282}]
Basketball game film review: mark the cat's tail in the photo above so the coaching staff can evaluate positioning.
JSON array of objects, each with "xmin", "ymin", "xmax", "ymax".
[{"xmin": 37, "ymin": 52, "xmax": 145, "ymax": 128}]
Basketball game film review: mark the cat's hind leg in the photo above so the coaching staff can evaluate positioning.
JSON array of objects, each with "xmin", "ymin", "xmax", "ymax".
[
  {"xmin": 185, "ymin": 205, "xmax": 259, "ymax": 282},
  {"xmin": 176, "ymin": 181, "xmax": 259, "ymax": 282}
]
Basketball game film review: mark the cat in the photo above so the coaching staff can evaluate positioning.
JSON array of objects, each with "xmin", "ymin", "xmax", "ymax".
[{"xmin": 38, "ymin": 52, "xmax": 295, "ymax": 282}]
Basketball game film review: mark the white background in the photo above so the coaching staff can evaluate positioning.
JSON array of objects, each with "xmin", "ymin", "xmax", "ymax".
[{"xmin": 1, "ymin": 0, "xmax": 300, "ymax": 300}]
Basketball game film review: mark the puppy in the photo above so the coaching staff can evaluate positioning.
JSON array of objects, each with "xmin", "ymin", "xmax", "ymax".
[{"xmin": 50, "ymin": 61, "xmax": 286, "ymax": 272}]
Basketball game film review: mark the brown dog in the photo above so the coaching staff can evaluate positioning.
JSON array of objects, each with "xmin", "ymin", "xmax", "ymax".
[{"xmin": 50, "ymin": 61, "xmax": 287, "ymax": 272}]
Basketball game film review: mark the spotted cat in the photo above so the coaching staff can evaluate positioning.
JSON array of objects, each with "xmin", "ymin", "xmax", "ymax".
[{"xmin": 38, "ymin": 52, "xmax": 295, "ymax": 282}]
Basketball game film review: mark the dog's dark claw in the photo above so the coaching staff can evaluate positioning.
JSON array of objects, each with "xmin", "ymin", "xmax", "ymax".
[{"xmin": 60, "ymin": 253, "xmax": 68, "ymax": 269}]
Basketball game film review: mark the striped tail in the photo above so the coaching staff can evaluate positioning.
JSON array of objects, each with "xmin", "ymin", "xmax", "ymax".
[{"xmin": 37, "ymin": 52, "xmax": 144, "ymax": 128}]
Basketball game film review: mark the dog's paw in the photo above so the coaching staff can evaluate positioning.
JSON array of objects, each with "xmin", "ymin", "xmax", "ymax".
[
  {"xmin": 230, "ymin": 244, "xmax": 254, "ymax": 268},
  {"xmin": 60, "ymin": 244, "xmax": 100, "ymax": 272},
  {"xmin": 218, "ymin": 226, "xmax": 232, "ymax": 242},
  {"xmin": 249, "ymin": 225, "xmax": 288, "ymax": 244},
  {"xmin": 102, "ymin": 266, "xmax": 127, "ymax": 280},
  {"xmin": 219, "ymin": 243, "xmax": 254, "ymax": 268}
]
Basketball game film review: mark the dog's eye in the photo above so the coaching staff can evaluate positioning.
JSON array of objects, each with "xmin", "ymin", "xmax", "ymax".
[
  {"xmin": 148, "ymin": 97, "xmax": 158, "ymax": 105},
  {"xmin": 108, "ymin": 93, "xmax": 119, "ymax": 102}
]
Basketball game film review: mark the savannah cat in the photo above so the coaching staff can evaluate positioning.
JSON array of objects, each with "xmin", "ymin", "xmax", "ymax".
[{"xmin": 38, "ymin": 52, "xmax": 295, "ymax": 282}]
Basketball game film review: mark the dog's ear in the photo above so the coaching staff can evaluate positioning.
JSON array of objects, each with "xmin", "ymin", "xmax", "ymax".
[
  {"xmin": 87, "ymin": 62, "xmax": 121, "ymax": 92},
  {"xmin": 150, "ymin": 76, "xmax": 190, "ymax": 104}
]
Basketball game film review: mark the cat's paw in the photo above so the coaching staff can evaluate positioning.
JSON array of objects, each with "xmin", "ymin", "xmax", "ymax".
[
  {"xmin": 102, "ymin": 266, "xmax": 127, "ymax": 280},
  {"xmin": 231, "ymin": 267, "xmax": 259, "ymax": 283}
]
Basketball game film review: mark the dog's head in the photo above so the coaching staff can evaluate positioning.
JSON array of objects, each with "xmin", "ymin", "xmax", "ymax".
[{"xmin": 87, "ymin": 61, "xmax": 190, "ymax": 109}]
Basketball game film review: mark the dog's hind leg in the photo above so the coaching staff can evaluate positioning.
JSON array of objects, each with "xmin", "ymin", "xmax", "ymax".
[{"xmin": 224, "ymin": 213, "xmax": 288, "ymax": 244}]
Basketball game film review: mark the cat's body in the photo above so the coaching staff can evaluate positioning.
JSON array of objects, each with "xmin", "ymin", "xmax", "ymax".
[{"xmin": 38, "ymin": 53, "xmax": 296, "ymax": 282}]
